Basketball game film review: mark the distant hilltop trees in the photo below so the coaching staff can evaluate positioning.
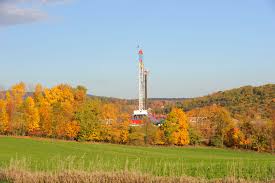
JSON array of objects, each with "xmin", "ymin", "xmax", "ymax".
[{"xmin": 179, "ymin": 84, "xmax": 275, "ymax": 120}]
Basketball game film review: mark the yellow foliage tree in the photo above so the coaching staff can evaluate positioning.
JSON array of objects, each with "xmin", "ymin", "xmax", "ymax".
[
  {"xmin": 102, "ymin": 103, "xmax": 118, "ymax": 123},
  {"xmin": 5, "ymin": 91, "xmax": 14, "ymax": 133},
  {"xmin": 39, "ymin": 98, "xmax": 53, "ymax": 136},
  {"xmin": 43, "ymin": 84, "xmax": 76, "ymax": 138},
  {"xmin": 154, "ymin": 128, "xmax": 166, "ymax": 145},
  {"xmin": 44, "ymin": 84, "xmax": 74, "ymax": 105},
  {"xmin": 65, "ymin": 121, "xmax": 80, "ymax": 139},
  {"xmin": 34, "ymin": 84, "xmax": 43, "ymax": 104},
  {"xmin": 98, "ymin": 111, "xmax": 129, "ymax": 143},
  {"xmin": 55, "ymin": 100, "xmax": 75, "ymax": 138},
  {"xmin": 11, "ymin": 82, "xmax": 26, "ymax": 107},
  {"xmin": 0, "ymin": 100, "xmax": 9, "ymax": 133},
  {"xmin": 119, "ymin": 120, "xmax": 130, "ymax": 143},
  {"xmin": 23, "ymin": 97, "xmax": 40, "ymax": 133},
  {"xmin": 117, "ymin": 113, "xmax": 130, "ymax": 143},
  {"xmin": 163, "ymin": 108, "xmax": 189, "ymax": 145}
]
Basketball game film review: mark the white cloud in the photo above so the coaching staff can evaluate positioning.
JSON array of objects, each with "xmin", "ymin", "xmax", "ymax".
[{"xmin": 0, "ymin": 0, "xmax": 67, "ymax": 26}]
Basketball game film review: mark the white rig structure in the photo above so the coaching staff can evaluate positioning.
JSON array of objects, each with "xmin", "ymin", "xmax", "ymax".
[{"xmin": 133, "ymin": 48, "xmax": 148, "ymax": 120}]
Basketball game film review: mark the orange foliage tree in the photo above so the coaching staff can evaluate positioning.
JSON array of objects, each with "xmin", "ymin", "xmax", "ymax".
[
  {"xmin": 187, "ymin": 105, "xmax": 233, "ymax": 146},
  {"xmin": 23, "ymin": 97, "xmax": 40, "ymax": 134},
  {"xmin": 224, "ymin": 127, "xmax": 245, "ymax": 148},
  {"xmin": 0, "ymin": 99, "xmax": 9, "ymax": 133},
  {"xmin": 38, "ymin": 98, "xmax": 53, "ymax": 136},
  {"xmin": 5, "ymin": 91, "xmax": 14, "ymax": 133},
  {"xmin": 65, "ymin": 120, "xmax": 80, "ymax": 140}
]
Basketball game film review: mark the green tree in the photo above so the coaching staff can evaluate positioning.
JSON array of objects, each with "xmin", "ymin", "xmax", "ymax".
[
  {"xmin": 188, "ymin": 127, "xmax": 202, "ymax": 145},
  {"xmin": 128, "ymin": 126, "xmax": 145, "ymax": 146},
  {"xmin": 143, "ymin": 117, "xmax": 157, "ymax": 145},
  {"xmin": 208, "ymin": 105, "xmax": 233, "ymax": 147},
  {"xmin": 76, "ymin": 99, "xmax": 102, "ymax": 141},
  {"xmin": 154, "ymin": 127, "xmax": 166, "ymax": 145}
]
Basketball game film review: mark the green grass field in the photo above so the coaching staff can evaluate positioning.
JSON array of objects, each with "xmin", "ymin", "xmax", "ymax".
[{"xmin": 0, "ymin": 136, "xmax": 274, "ymax": 181}]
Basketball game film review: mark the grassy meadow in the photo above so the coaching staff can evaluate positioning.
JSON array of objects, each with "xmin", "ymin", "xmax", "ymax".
[{"xmin": 0, "ymin": 136, "xmax": 274, "ymax": 182}]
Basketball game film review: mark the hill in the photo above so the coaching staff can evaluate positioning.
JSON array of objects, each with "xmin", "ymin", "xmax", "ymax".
[
  {"xmin": 91, "ymin": 84, "xmax": 274, "ymax": 120},
  {"xmin": 179, "ymin": 84, "xmax": 275, "ymax": 119}
]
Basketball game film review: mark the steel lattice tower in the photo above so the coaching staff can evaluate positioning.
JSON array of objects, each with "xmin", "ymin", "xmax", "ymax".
[
  {"xmin": 131, "ymin": 48, "xmax": 148, "ymax": 126},
  {"xmin": 138, "ymin": 49, "xmax": 145, "ymax": 111}
]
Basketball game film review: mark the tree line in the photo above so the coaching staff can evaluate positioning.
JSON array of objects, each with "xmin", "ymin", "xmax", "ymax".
[
  {"xmin": 0, "ymin": 82, "xmax": 274, "ymax": 152},
  {"xmin": 179, "ymin": 84, "xmax": 275, "ymax": 120},
  {"xmin": 186, "ymin": 105, "xmax": 275, "ymax": 152}
]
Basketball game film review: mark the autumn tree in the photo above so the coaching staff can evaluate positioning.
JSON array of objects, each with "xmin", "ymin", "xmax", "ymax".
[
  {"xmin": 0, "ymin": 99, "xmax": 9, "ymax": 134},
  {"xmin": 143, "ymin": 117, "xmax": 158, "ymax": 145},
  {"xmin": 269, "ymin": 100, "xmax": 275, "ymax": 153},
  {"xmin": 76, "ymin": 99, "xmax": 102, "ymax": 141},
  {"xmin": 11, "ymin": 82, "xmax": 26, "ymax": 108},
  {"xmin": 54, "ymin": 100, "xmax": 75, "ymax": 138},
  {"xmin": 100, "ymin": 103, "xmax": 130, "ymax": 144},
  {"xmin": 163, "ymin": 108, "xmax": 189, "ymax": 145},
  {"xmin": 43, "ymin": 84, "xmax": 77, "ymax": 138},
  {"xmin": 208, "ymin": 105, "xmax": 233, "ymax": 147},
  {"xmin": 65, "ymin": 120, "xmax": 80, "ymax": 140},
  {"xmin": 224, "ymin": 127, "xmax": 245, "ymax": 148},
  {"xmin": 23, "ymin": 97, "xmax": 40, "ymax": 134},
  {"xmin": 101, "ymin": 103, "xmax": 118, "ymax": 125},
  {"xmin": 250, "ymin": 121, "xmax": 272, "ymax": 152},
  {"xmin": 188, "ymin": 127, "xmax": 202, "ymax": 145},
  {"xmin": 39, "ymin": 98, "xmax": 53, "ymax": 136},
  {"xmin": 100, "ymin": 119, "xmax": 129, "ymax": 144},
  {"xmin": 154, "ymin": 127, "xmax": 166, "ymax": 145},
  {"xmin": 118, "ymin": 120, "xmax": 130, "ymax": 143},
  {"xmin": 33, "ymin": 84, "xmax": 43, "ymax": 104},
  {"xmin": 115, "ymin": 112, "xmax": 130, "ymax": 143},
  {"xmin": 239, "ymin": 120, "xmax": 254, "ymax": 149},
  {"xmin": 44, "ymin": 84, "xmax": 74, "ymax": 105},
  {"xmin": 5, "ymin": 91, "xmax": 14, "ymax": 133},
  {"xmin": 73, "ymin": 85, "xmax": 87, "ymax": 106},
  {"xmin": 187, "ymin": 105, "xmax": 233, "ymax": 147},
  {"xmin": 5, "ymin": 82, "xmax": 27, "ymax": 135},
  {"xmin": 128, "ymin": 126, "xmax": 145, "ymax": 145},
  {"xmin": 186, "ymin": 107, "xmax": 214, "ymax": 144}
]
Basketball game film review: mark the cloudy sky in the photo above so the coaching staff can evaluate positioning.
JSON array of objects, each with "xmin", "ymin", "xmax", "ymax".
[
  {"xmin": 1, "ymin": 0, "xmax": 275, "ymax": 98},
  {"xmin": 0, "ymin": 0, "xmax": 63, "ymax": 26}
]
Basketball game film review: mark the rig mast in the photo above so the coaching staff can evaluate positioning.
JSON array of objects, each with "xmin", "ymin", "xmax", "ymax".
[
  {"xmin": 132, "ymin": 48, "xmax": 148, "ymax": 125},
  {"xmin": 131, "ymin": 48, "xmax": 165, "ymax": 126},
  {"xmin": 138, "ymin": 49, "xmax": 146, "ymax": 111}
]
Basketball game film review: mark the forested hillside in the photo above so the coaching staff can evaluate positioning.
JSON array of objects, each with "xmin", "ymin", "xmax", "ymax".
[{"xmin": 179, "ymin": 84, "xmax": 275, "ymax": 120}]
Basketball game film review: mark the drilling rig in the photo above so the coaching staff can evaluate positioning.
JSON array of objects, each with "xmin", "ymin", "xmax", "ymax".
[{"xmin": 131, "ymin": 48, "xmax": 149, "ymax": 126}]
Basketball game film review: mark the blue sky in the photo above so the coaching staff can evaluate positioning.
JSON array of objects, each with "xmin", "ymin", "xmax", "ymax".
[{"xmin": 0, "ymin": 0, "xmax": 275, "ymax": 98}]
